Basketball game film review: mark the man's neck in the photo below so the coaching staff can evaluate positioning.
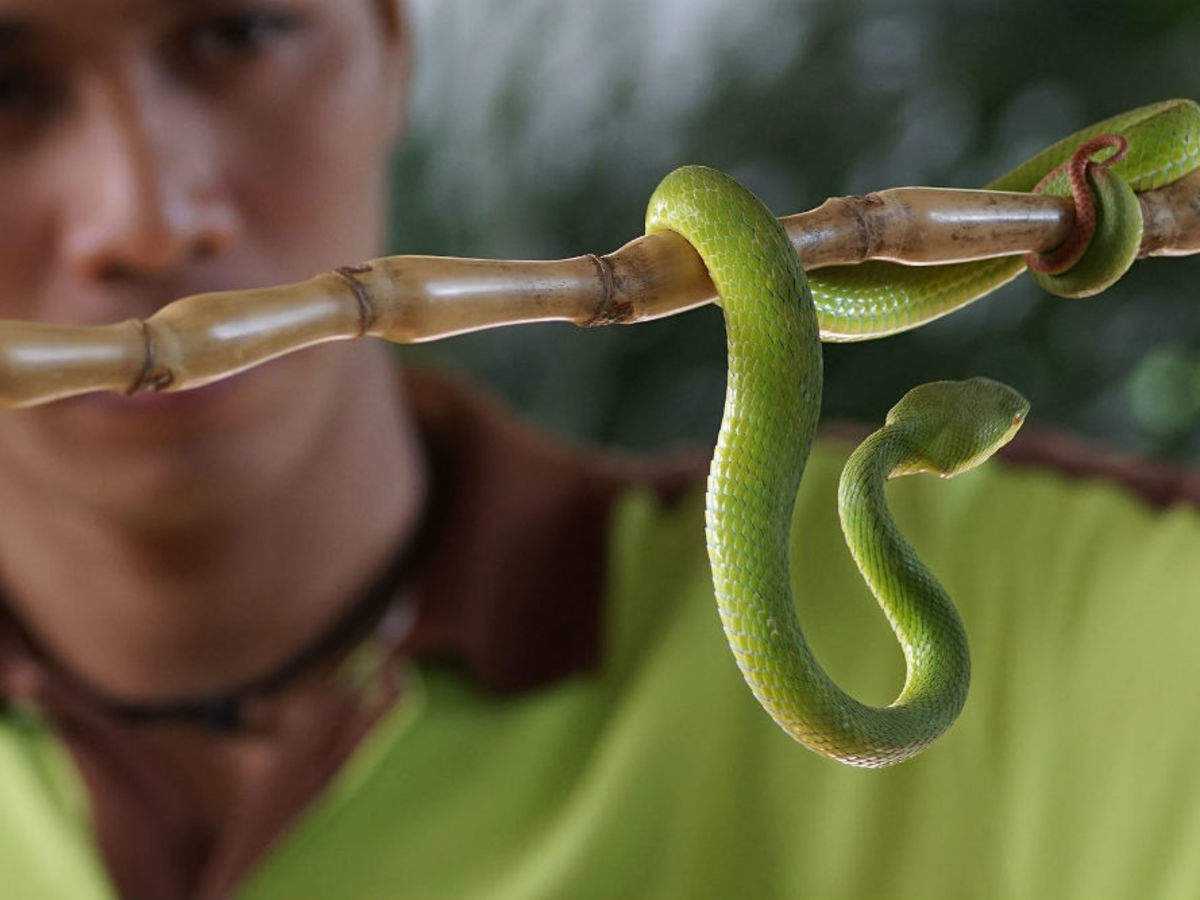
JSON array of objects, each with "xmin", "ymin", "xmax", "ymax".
[{"xmin": 0, "ymin": 347, "xmax": 428, "ymax": 703}]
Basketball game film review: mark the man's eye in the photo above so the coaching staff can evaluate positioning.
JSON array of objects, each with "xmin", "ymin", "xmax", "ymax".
[
  {"xmin": 0, "ymin": 65, "xmax": 63, "ymax": 126},
  {"xmin": 0, "ymin": 67, "xmax": 41, "ymax": 109},
  {"xmin": 187, "ymin": 7, "xmax": 305, "ymax": 62}
]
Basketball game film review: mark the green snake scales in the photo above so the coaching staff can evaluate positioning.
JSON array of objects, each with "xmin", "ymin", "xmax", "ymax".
[{"xmin": 643, "ymin": 98, "xmax": 1200, "ymax": 768}]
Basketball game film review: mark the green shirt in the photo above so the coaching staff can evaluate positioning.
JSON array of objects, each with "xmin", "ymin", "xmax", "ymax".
[{"xmin": 2, "ymin": 438, "xmax": 1198, "ymax": 898}]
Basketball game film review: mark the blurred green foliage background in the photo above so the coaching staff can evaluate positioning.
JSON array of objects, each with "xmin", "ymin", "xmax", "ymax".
[{"xmin": 388, "ymin": 0, "xmax": 1200, "ymax": 463}]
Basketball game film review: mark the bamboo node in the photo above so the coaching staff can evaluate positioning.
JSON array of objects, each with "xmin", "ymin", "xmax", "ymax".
[
  {"xmin": 582, "ymin": 253, "xmax": 630, "ymax": 325},
  {"xmin": 849, "ymin": 193, "xmax": 886, "ymax": 262},
  {"xmin": 334, "ymin": 264, "xmax": 376, "ymax": 337},
  {"xmin": 126, "ymin": 320, "xmax": 174, "ymax": 394}
]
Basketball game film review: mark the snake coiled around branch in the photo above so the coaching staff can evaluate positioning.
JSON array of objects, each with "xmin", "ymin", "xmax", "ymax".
[{"xmin": 644, "ymin": 98, "xmax": 1200, "ymax": 767}]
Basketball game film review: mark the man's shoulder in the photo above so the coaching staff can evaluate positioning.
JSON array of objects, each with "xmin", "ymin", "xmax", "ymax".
[
  {"xmin": 401, "ymin": 364, "xmax": 712, "ymax": 505},
  {"xmin": 397, "ymin": 366, "xmax": 711, "ymax": 696}
]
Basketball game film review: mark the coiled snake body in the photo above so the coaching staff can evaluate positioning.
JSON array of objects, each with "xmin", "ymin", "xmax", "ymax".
[{"xmin": 645, "ymin": 99, "xmax": 1200, "ymax": 768}]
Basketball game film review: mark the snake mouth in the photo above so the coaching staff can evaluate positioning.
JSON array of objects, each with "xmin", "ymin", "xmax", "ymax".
[{"xmin": 1000, "ymin": 412, "xmax": 1026, "ymax": 450}]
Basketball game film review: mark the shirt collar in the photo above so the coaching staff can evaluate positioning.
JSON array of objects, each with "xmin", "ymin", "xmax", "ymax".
[{"xmin": 398, "ymin": 366, "xmax": 705, "ymax": 691}]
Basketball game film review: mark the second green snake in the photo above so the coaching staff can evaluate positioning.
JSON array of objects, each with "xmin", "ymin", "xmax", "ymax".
[{"xmin": 645, "ymin": 99, "xmax": 1200, "ymax": 767}]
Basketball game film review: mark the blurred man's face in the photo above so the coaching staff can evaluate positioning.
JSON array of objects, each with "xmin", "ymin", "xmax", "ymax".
[{"xmin": 0, "ymin": 0, "xmax": 406, "ymax": 509}]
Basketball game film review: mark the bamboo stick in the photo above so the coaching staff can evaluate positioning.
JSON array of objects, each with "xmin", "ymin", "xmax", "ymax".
[{"xmin": 3, "ymin": 170, "xmax": 1200, "ymax": 410}]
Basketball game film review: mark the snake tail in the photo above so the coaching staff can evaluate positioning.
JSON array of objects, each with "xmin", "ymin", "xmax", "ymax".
[
  {"xmin": 646, "ymin": 166, "xmax": 1029, "ymax": 768},
  {"xmin": 1026, "ymin": 134, "xmax": 1144, "ymax": 299}
]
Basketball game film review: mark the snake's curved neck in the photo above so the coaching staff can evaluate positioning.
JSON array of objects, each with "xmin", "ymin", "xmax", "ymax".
[{"xmin": 837, "ymin": 427, "xmax": 971, "ymax": 735}]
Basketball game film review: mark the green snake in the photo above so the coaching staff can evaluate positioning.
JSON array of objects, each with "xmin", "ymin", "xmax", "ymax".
[{"xmin": 644, "ymin": 98, "xmax": 1200, "ymax": 768}]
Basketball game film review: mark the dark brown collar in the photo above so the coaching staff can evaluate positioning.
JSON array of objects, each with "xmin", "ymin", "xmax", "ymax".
[{"xmin": 396, "ymin": 366, "xmax": 707, "ymax": 691}]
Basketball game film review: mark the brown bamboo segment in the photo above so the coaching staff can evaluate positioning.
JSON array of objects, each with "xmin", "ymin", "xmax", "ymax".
[
  {"xmin": 0, "ymin": 319, "xmax": 145, "ymax": 408},
  {"xmin": 790, "ymin": 187, "xmax": 1074, "ymax": 267},
  {"xmin": 1, "ymin": 176, "xmax": 1198, "ymax": 409},
  {"xmin": 1136, "ymin": 168, "xmax": 1200, "ymax": 257},
  {"xmin": 137, "ymin": 277, "xmax": 365, "ymax": 393}
]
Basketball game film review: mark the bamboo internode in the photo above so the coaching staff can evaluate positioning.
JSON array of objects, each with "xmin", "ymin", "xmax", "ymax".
[{"xmin": 2, "ymin": 169, "xmax": 1200, "ymax": 409}]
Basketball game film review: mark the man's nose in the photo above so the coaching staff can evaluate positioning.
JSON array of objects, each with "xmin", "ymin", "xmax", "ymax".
[{"xmin": 61, "ymin": 73, "xmax": 239, "ymax": 284}]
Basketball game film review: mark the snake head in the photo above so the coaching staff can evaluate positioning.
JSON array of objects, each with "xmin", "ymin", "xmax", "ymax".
[{"xmin": 885, "ymin": 377, "xmax": 1030, "ymax": 479}]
